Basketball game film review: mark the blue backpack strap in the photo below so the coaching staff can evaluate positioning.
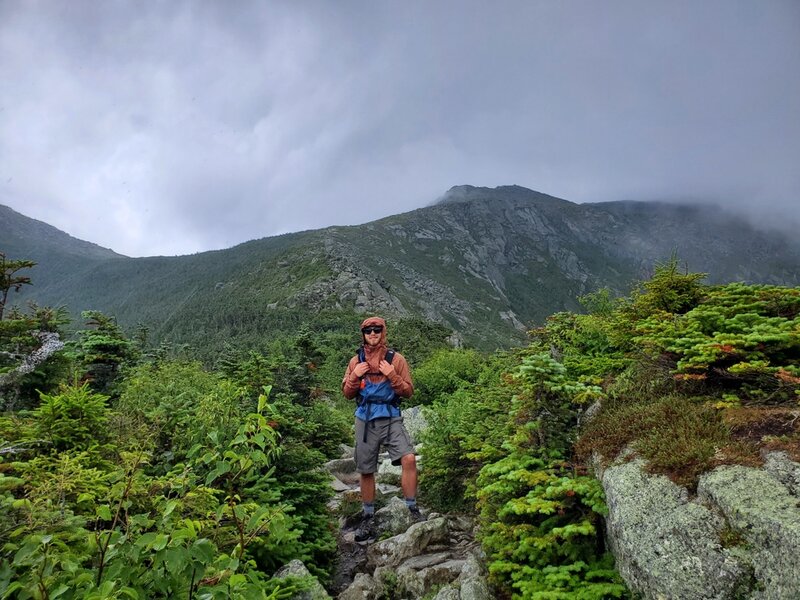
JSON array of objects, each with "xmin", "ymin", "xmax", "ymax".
[
  {"xmin": 356, "ymin": 348, "xmax": 401, "ymax": 442},
  {"xmin": 356, "ymin": 347, "xmax": 395, "ymax": 366}
]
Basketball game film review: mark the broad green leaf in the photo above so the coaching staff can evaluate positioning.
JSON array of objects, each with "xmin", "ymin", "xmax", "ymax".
[
  {"xmin": 49, "ymin": 584, "xmax": 70, "ymax": 599},
  {"xmin": 164, "ymin": 548, "xmax": 187, "ymax": 574},
  {"xmin": 96, "ymin": 505, "xmax": 113, "ymax": 521},
  {"xmin": 162, "ymin": 500, "xmax": 179, "ymax": 521},
  {"xmin": 191, "ymin": 538, "xmax": 216, "ymax": 563},
  {"xmin": 135, "ymin": 532, "xmax": 158, "ymax": 548},
  {"xmin": 12, "ymin": 540, "xmax": 39, "ymax": 565},
  {"xmin": 3, "ymin": 581, "xmax": 25, "ymax": 596},
  {"xmin": 152, "ymin": 534, "xmax": 169, "ymax": 551}
]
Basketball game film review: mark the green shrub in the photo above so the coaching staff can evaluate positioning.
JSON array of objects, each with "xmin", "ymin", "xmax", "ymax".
[
  {"xmin": 419, "ymin": 353, "xmax": 514, "ymax": 512},
  {"xmin": 114, "ymin": 361, "xmax": 247, "ymax": 462},
  {"xmin": 414, "ymin": 348, "xmax": 486, "ymax": 405},
  {"xmin": 634, "ymin": 283, "xmax": 800, "ymax": 404},
  {"xmin": 627, "ymin": 255, "xmax": 706, "ymax": 317},
  {"xmin": 1, "ymin": 390, "xmax": 304, "ymax": 599},
  {"xmin": 475, "ymin": 354, "xmax": 626, "ymax": 599},
  {"xmin": 32, "ymin": 382, "xmax": 110, "ymax": 453},
  {"xmin": 69, "ymin": 311, "xmax": 140, "ymax": 397}
]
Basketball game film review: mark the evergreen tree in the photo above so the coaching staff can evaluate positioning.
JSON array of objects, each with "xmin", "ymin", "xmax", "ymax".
[
  {"xmin": 0, "ymin": 252, "xmax": 36, "ymax": 320},
  {"xmin": 71, "ymin": 311, "xmax": 138, "ymax": 396}
]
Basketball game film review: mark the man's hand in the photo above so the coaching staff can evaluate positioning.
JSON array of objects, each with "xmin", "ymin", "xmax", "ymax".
[
  {"xmin": 353, "ymin": 362, "xmax": 370, "ymax": 378},
  {"xmin": 378, "ymin": 360, "xmax": 396, "ymax": 377}
]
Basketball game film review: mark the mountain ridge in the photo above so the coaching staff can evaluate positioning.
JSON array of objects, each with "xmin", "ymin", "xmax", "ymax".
[
  {"xmin": 3, "ymin": 185, "xmax": 799, "ymax": 353},
  {"xmin": 0, "ymin": 204, "xmax": 125, "ymax": 260}
]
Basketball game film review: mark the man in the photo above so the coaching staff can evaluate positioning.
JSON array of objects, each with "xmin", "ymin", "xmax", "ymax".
[{"xmin": 342, "ymin": 316, "xmax": 423, "ymax": 542}]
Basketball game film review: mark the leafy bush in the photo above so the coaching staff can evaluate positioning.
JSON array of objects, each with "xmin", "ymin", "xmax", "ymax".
[
  {"xmin": 531, "ymin": 312, "xmax": 628, "ymax": 385},
  {"xmin": 69, "ymin": 311, "xmax": 140, "ymax": 397},
  {"xmin": 114, "ymin": 361, "xmax": 248, "ymax": 462},
  {"xmin": 258, "ymin": 394, "xmax": 347, "ymax": 579},
  {"xmin": 633, "ymin": 283, "xmax": 800, "ymax": 404},
  {"xmin": 421, "ymin": 349, "xmax": 626, "ymax": 597},
  {"xmin": 0, "ymin": 390, "xmax": 310, "ymax": 599},
  {"xmin": 32, "ymin": 383, "xmax": 110, "ymax": 453},
  {"xmin": 626, "ymin": 255, "xmax": 706, "ymax": 318},
  {"xmin": 413, "ymin": 348, "xmax": 486, "ymax": 405}
]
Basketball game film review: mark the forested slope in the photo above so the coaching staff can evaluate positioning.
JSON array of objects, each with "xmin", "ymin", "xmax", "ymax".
[{"xmin": 4, "ymin": 186, "xmax": 800, "ymax": 355}]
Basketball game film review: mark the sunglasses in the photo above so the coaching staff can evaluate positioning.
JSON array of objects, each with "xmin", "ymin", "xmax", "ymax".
[{"xmin": 361, "ymin": 326, "xmax": 383, "ymax": 335}]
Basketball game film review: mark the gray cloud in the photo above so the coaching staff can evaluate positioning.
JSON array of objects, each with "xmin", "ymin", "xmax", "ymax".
[{"xmin": 1, "ymin": 0, "xmax": 798, "ymax": 256}]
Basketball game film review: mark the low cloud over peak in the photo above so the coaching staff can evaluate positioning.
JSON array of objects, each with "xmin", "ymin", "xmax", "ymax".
[{"xmin": 1, "ymin": 1, "xmax": 798, "ymax": 257}]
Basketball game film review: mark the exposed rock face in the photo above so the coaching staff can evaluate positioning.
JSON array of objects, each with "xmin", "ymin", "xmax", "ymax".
[
  {"xmin": 375, "ymin": 497, "xmax": 420, "ymax": 538},
  {"xmin": 600, "ymin": 454, "xmax": 800, "ymax": 599},
  {"xmin": 367, "ymin": 517, "xmax": 450, "ymax": 570},
  {"xmin": 602, "ymin": 460, "xmax": 749, "ymax": 599},
  {"xmin": 274, "ymin": 559, "xmax": 332, "ymax": 600},
  {"xmin": 401, "ymin": 406, "xmax": 428, "ymax": 445},
  {"xmin": 698, "ymin": 464, "xmax": 800, "ymax": 599},
  {"xmin": 763, "ymin": 451, "xmax": 800, "ymax": 496}
]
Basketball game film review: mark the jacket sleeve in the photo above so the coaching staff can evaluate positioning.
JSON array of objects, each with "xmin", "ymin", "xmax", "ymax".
[
  {"xmin": 342, "ymin": 356, "xmax": 362, "ymax": 399},
  {"xmin": 387, "ymin": 353, "xmax": 414, "ymax": 399}
]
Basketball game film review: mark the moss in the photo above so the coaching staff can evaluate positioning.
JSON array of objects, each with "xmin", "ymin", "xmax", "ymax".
[
  {"xmin": 721, "ymin": 407, "xmax": 800, "ymax": 464},
  {"xmin": 578, "ymin": 396, "xmax": 729, "ymax": 488},
  {"xmin": 719, "ymin": 524, "xmax": 748, "ymax": 549}
]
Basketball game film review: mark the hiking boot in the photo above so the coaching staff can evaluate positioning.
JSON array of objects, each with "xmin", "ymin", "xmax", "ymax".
[
  {"xmin": 354, "ymin": 514, "xmax": 376, "ymax": 543},
  {"xmin": 409, "ymin": 505, "xmax": 426, "ymax": 523}
]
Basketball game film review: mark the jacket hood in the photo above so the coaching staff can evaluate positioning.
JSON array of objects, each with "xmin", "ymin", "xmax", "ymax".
[{"xmin": 360, "ymin": 316, "xmax": 388, "ymax": 370}]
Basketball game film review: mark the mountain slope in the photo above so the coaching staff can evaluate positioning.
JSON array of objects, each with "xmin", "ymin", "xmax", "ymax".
[
  {"xmin": 0, "ymin": 204, "xmax": 125, "ymax": 308},
  {"xmin": 3, "ymin": 185, "xmax": 799, "ymax": 351}
]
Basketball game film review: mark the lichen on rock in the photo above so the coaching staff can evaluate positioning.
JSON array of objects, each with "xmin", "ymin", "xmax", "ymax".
[{"xmin": 698, "ymin": 464, "xmax": 800, "ymax": 598}]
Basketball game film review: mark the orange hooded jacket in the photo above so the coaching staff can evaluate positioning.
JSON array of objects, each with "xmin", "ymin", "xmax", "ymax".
[{"xmin": 341, "ymin": 316, "xmax": 414, "ymax": 400}]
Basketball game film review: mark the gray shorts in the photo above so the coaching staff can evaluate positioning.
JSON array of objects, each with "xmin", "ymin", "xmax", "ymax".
[{"xmin": 354, "ymin": 417, "xmax": 414, "ymax": 474}]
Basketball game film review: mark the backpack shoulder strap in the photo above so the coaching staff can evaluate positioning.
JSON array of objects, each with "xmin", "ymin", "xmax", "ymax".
[{"xmin": 356, "ymin": 347, "xmax": 395, "ymax": 380}]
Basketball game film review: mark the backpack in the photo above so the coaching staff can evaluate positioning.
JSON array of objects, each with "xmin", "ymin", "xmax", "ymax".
[
  {"xmin": 355, "ymin": 347, "xmax": 400, "ymax": 441},
  {"xmin": 355, "ymin": 346, "xmax": 398, "ymax": 408}
]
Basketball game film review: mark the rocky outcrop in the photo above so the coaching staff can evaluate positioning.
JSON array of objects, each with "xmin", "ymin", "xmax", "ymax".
[
  {"xmin": 698, "ymin": 464, "xmax": 800, "ymax": 598},
  {"xmin": 600, "ymin": 453, "xmax": 800, "ymax": 599},
  {"xmin": 274, "ymin": 559, "xmax": 332, "ymax": 600},
  {"xmin": 401, "ymin": 406, "xmax": 427, "ymax": 445},
  {"xmin": 763, "ymin": 451, "xmax": 800, "ymax": 496},
  {"xmin": 338, "ymin": 514, "xmax": 489, "ymax": 600}
]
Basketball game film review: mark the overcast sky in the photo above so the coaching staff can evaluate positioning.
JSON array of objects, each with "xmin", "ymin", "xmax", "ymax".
[{"xmin": 1, "ymin": 1, "xmax": 798, "ymax": 257}]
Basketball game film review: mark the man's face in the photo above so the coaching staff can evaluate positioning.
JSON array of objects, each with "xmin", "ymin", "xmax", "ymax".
[{"xmin": 362, "ymin": 325, "xmax": 383, "ymax": 346}]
